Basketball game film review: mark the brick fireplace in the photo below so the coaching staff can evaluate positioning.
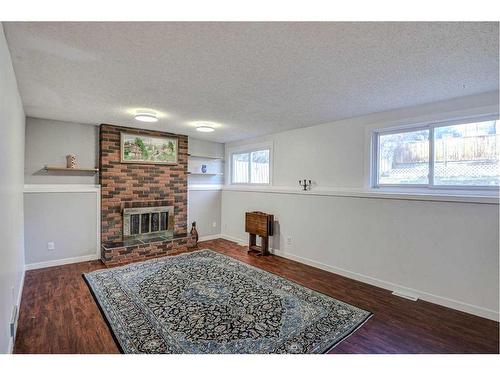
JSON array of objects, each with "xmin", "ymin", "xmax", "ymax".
[{"xmin": 99, "ymin": 124, "xmax": 192, "ymax": 266}]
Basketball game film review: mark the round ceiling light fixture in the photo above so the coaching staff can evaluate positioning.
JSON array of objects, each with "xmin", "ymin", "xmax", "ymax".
[
  {"xmin": 134, "ymin": 111, "xmax": 159, "ymax": 123},
  {"xmin": 196, "ymin": 125, "xmax": 215, "ymax": 133}
]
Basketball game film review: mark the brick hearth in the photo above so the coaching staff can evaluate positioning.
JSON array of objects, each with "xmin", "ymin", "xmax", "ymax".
[
  {"xmin": 101, "ymin": 235, "xmax": 191, "ymax": 266},
  {"xmin": 99, "ymin": 124, "xmax": 191, "ymax": 265}
]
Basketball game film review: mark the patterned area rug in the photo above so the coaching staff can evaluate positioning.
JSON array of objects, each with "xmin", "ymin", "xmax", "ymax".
[{"xmin": 84, "ymin": 249, "xmax": 371, "ymax": 353}]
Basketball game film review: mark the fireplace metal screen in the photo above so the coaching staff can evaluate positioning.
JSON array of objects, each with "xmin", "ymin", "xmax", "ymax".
[{"xmin": 123, "ymin": 206, "xmax": 174, "ymax": 240}]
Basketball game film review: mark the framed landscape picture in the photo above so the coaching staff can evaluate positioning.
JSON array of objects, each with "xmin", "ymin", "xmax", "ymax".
[{"xmin": 120, "ymin": 133, "xmax": 178, "ymax": 165}]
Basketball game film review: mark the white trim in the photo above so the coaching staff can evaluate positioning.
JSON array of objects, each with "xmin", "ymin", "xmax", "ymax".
[
  {"xmin": 7, "ymin": 337, "xmax": 14, "ymax": 354},
  {"xmin": 222, "ymin": 185, "xmax": 499, "ymax": 204},
  {"xmin": 220, "ymin": 234, "xmax": 499, "ymax": 321},
  {"xmin": 363, "ymin": 104, "xmax": 499, "ymax": 136},
  {"xmin": 273, "ymin": 248, "xmax": 499, "ymax": 322},
  {"xmin": 28, "ymin": 235, "xmax": 225, "ymax": 269},
  {"xmin": 198, "ymin": 234, "xmax": 222, "ymax": 242},
  {"xmin": 220, "ymin": 234, "xmax": 248, "ymax": 246},
  {"xmin": 392, "ymin": 290, "xmax": 419, "ymax": 301},
  {"xmin": 226, "ymin": 141, "xmax": 274, "ymax": 186},
  {"xmin": 370, "ymin": 114, "xmax": 499, "ymax": 191},
  {"xmin": 25, "ymin": 254, "xmax": 100, "ymax": 271},
  {"xmin": 16, "ymin": 267, "xmax": 25, "ymax": 325},
  {"xmin": 23, "ymin": 184, "xmax": 101, "ymax": 262},
  {"xmin": 188, "ymin": 184, "xmax": 223, "ymax": 191},
  {"xmin": 226, "ymin": 140, "xmax": 274, "ymax": 154},
  {"xmin": 8, "ymin": 266, "xmax": 25, "ymax": 354},
  {"xmin": 429, "ymin": 125, "xmax": 435, "ymax": 186},
  {"xmin": 23, "ymin": 184, "xmax": 101, "ymax": 193},
  {"xmin": 188, "ymin": 154, "xmax": 224, "ymax": 160},
  {"xmin": 363, "ymin": 103, "xmax": 499, "ymax": 189}
]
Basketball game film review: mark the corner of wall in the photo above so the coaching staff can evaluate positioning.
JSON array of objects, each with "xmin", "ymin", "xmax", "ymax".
[{"xmin": 0, "ymin": 22, "xmax": 27, "ymax": 353}]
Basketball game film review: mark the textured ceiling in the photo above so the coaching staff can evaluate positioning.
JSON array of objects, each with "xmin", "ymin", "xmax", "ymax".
[{"xmin": 3, "ymin": 22, "xmax": 499, "ymax": 143}]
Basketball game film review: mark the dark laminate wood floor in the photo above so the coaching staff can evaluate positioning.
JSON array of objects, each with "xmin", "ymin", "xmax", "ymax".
[{"xmin": 14, "ymin": 239, "xmax": 499, "ymax": 354}]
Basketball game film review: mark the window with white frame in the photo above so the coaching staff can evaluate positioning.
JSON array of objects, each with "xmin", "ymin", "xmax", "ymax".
[
  {"xmin": 231, "ymin": 148, "xmax": 270, "ymax": 184},
  {"xmin": 373, "ymin": 118, "xmax": 500, "ymax": 188}
]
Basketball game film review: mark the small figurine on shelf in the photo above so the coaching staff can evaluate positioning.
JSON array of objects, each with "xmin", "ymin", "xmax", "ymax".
[
  {"xmin": 66, "ymin": 154, "xmax": 76, "ymax": 169},
  {"xmin": 190, "ymin": 221, "xmax": 199, "ymax": 246},
  {"xmin": 201, "ymin": 164, "xmax": 207, "ymax": 173}
]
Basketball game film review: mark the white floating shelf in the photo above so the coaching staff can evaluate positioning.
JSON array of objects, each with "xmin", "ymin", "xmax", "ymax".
[
  {"xmin": 188, "ymin": 154, "xmax": 224, "ymax": 161},
  {"xmin": 187, "ymin": 172, "xmax": 224, "ymax": 176}
]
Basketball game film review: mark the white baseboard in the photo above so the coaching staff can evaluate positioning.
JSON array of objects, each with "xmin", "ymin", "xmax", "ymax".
[
  {"xmin": 198, "ymin": 234, "xmax": 222, "ymax": 242},
  {"xmin": 7, "ymin": 336, "xmax": 14, "ymax": 355},
  {"xmin": 220, "ymin": 234, "xmax": 248, "ymax": 246},
  {"xmin": 392, "ymin": 290, "xmax": 419, "ymax": 301},
  {"xmin": 25, "ymin": 254, "xmax": 100, "ymax": 271},
  {"xmin": 220, "ymin": 234, "xmax": 499, "ymax": 321},
  {"xmin": 8, "ymin": 265, "xmax": 25, "ymax": 354},
  {"xmin": 25, "ymin": 235, "xmax": 222, "ymax": 271},
  {"xmin": 24, "ymin": 235, "xmax": 221, "ymax": 271}
]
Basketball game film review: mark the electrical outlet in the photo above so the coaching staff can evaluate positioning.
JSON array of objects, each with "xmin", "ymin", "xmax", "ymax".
[
  {"xmin": 286, "ymin": 237, "xmax": 292, "ymax": 246},
  {"xmin": 212, "ymin": 221, "xmax": 217, "ymax": 228},
  {"xmin": 47, "ymin": 242, "xmax": 55, "ymax": 251}
]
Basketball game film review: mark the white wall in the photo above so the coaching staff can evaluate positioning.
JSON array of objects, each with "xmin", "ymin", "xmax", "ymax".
[
  {"xmin": 221, "ymin": 92, "xmax": 500, "ymax": 320},
  {"xmin": 25, "ymin": 117, "xmax": 98, "ymax": 185},
  {"xmin": 23, "ymin": 119, "xmax": 100, "ymax": 268},
  {"xmin": 0, "ymin": 24, "xmax": 26, "ymax": 353},
  {"xmin": 188, "ymin": 137, "xmax": 224, "ymax": 238},
  {"xmin": 225, "ymin": 91, "xmax": 499, "ymax": 189},
  {"xmin": 188, "ymin": 189, "xmax": 222, "ymax": 238},
  {"xmin": 24, "ymin": 188, "xmax": 100, "ymax": 269}
]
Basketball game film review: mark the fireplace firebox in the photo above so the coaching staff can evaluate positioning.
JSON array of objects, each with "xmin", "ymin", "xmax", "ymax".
[{"xmin": 123, "ymin": 205, "xmax": 174, "ymax": 240}]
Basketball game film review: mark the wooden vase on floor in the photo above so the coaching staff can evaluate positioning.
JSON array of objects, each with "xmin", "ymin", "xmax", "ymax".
[{"xmin": 190, "ymin": 221, "xmax": 199, "ymax": 246}]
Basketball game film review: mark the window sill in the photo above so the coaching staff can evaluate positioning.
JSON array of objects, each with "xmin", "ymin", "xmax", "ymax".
[
  {"xmin": 222, "ymin": 185, "xmax": 499, "ymax": 204},
  {"xmin": 369, "ymin": 187, "xmax": 498, "ymax": 204}
]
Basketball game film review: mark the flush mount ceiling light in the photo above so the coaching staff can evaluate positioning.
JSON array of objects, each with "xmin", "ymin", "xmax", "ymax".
[
  {"xmin": 134, "ymin": 111, "xmax": 158, "ymax": 123},
  {"xmin": 196, "ymin": 125, "xmax": 215, "ymax": 133},
  {"xmin": 189, "ymin": 120, "xmax": 219, "ymax": 133}
]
